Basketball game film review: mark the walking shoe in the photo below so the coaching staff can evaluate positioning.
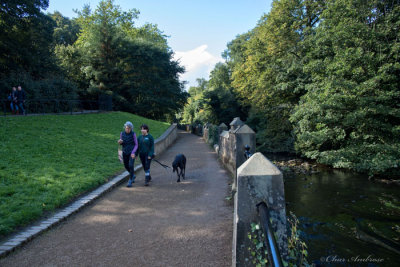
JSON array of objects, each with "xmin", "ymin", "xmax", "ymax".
[
  {"xmin": 148, "ymin": 175, "xmax": 152, "ymax": 182},
  {"xmin": 127, "ymin": 178, "xmax": 133, "ymax": 187}
]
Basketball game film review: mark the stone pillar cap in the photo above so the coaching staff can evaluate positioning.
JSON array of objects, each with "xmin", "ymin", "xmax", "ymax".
[
  {"xmin": 237, "ymin": 152, "xmax": 281, "ymax": 176},
  {"xmin": 229, "ymin": 117, "xmax": 244, "ymax": 127},
  {"xmin": 233, "ymin": 124, "xmax": 255, "ymax": 134},
  {"xmin": 220, "ymin": 130, "xmax": 230, "ymax": 138}
]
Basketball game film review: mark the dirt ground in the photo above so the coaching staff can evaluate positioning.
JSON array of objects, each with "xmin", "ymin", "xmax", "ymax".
[{"xmin": 0, "ymin": 131, "xmax": 233, "ymax": 267}]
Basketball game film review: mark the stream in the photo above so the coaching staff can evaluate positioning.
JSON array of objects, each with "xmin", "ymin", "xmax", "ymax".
[{"xmin": 269, "ymin": 155, "xmax": 400, "ymax": 266}]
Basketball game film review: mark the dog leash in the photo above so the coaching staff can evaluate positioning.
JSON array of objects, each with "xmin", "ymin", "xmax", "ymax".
[{"xmin": 153, "ymin": 159, "xmax": 171, "ymax": 169}]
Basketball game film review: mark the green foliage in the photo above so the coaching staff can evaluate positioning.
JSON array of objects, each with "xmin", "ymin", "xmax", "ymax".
[
  {"xmin": 227, "ymin": 0, "xmax": 322, "ymax": 153},
  {"xmin": 114, "ymin": 40, "xmax": 188, "ymax": 120},
  {"xmin": 0, "ymin": 0, "xmax": 81, "ymax": 103},
  {"xmin": 246, "ymin": 212, "xmax": 311, "ymax": 266},
  {"xmin": 181, "ymin": 79, "xmax": 208, "ymax": 124},
  {"xmin": 1, "ymin": 0, "xmax": 187, "ymax": 121},
  {"xmin": 49, "ymin": 11, "xmax": 80, "ymax": 46},
  {"xmin": 287, "ymin": 211, "xmax": 311, "ymax": 266},
  {"xmin": 204, "ymin": 63, "xmax": 246, "ymax": 125},
  {"xmin": 247, "ymin": 106, "xmax": 295, "ymax": 153},
  {"xmin": 0, "ymin": 0, "xmax": 55, "ymax": 77},
  {"xmin": 129, "ymin": 23, "xmax": 169, "ymax": 51},
  {"xmin": 181, "ymin": 65, "xmax": 245, "ymax": 126},
  {"xmin": 0, "ymin": 71, "xmax": 78, "ymax": 102},
  {"xmin": 291, "ymin": 0, "xmax": 400, "ymax": 176},
  {"xmin": 247, "ymin": 223, "xmax": 269, "ymax": 266},
  {"xmin": 66, "ymin": 0, "xmax": 187, "ymax": 120},
  {"xmin": 0, "ymin": 112, "xmax": 169, "ymax": 238},
  {"xmin": 195, "ymin": 0, "xmax": 399, "ymax": 176},
  {"xmin": 206, "ymin": 124, "xmax": 219, "ymax": 147}
]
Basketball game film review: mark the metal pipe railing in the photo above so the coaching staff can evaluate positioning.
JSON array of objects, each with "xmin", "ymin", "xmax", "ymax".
[{"xmin": 257, "ymin": 202, "xmax": 284, "ymax": 267}]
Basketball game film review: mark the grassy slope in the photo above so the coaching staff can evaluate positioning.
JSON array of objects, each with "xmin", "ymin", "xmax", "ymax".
[{"xmin": 0, "ymin": 112, "xmax": 169, "ymax": 237}]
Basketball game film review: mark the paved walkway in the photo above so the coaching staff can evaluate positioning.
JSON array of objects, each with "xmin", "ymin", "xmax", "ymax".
[{"xmin": 0, "ymin": 131, "xmax": 233, "ymax": 267}]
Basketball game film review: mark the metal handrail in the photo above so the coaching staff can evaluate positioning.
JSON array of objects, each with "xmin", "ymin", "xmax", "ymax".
[{"xmin": 257, "ymin": 202, "xmax": 284, "ymax": 267}]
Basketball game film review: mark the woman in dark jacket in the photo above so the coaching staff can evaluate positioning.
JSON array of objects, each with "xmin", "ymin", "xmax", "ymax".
[
  {"xmin": 16, "ymin": 86, "xmax": 26, "ymax": 115},
  {"xmin": 118, "ymin": 121, "xmax": 138, "ymax": 187},
  {"xmin": 9, "ymin": 87, "xmax": 18, "ymax": 114},
  {"xmin": 136, "ymin": 124, "xmax": 154, "ymax": 186}
]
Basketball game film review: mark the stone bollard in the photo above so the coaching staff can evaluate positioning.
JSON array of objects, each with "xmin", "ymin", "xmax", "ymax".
[
  {"xmin": 230, "ymin": 117, "xmax": 244, "ymax": 132},
  {"xmin": 219, "ymin": 130, "xmax": 230, "ymax": 168},
  {"xmin": 231, "ymin": 124, "xmax": 256, "ymax": 193},
  {"xmin": 233, "ymin": 152, "xmax": 288, "ymax": 266},
  {"xmin": 234, "ymin": 125, "xmax": 256, "ymax": 168},
  {"xmin": 218, "ymin": 123, "xmax": 228, "ymax": 135}
]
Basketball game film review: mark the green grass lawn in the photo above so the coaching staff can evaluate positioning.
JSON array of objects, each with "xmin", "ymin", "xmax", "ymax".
[{"xmin": 0, "ymin": 112, "xmax": 169, "ymax": 238}]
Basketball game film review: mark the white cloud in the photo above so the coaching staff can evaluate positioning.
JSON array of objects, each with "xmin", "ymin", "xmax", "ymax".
[{"xmin": 173, "ymin": 45, "xmax": 223, "ymax": 89}]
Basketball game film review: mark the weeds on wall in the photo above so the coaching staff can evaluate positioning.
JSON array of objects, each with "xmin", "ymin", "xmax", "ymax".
[{"xmin": 247, "ymin": 212, "xmax": 311, "ymax": 266}]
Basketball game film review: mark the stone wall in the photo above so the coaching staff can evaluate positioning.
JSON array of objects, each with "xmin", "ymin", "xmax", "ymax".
[
  {"xmin": 200, "ymin": 118, "xmax": 287, "ymax": 266},
  {"xmin": 154, "ymin": 123, "xmax": 178, "ymax": 156}
]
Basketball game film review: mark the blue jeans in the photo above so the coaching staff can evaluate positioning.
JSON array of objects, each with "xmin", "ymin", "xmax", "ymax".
[{"xmin": 10, "ymin": 102, "xmax": 18, "ymax": 112}]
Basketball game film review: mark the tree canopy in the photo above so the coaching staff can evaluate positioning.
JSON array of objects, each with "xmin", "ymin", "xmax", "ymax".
[
  {"xmin": 190, "ymin": 0, "xmax": 400, "ymax": 177},
  {"xmin": 1, "ymin": 0, "xmax": 187, "ymax": 121}
]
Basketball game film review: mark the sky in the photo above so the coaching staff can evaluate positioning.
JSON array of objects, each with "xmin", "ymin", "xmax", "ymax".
[{"xmin": 46, "ymin": 0, "xmax": 273, "ymax": 89}]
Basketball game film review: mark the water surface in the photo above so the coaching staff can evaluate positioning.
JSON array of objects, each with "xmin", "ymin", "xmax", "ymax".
[{"xmin": 280, "ymin": 160, "xmax": 400, "ymax": 266}]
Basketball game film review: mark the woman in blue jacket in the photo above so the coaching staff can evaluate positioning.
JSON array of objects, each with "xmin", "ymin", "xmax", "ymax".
[{"xmin": 118, "ymin": 121, "xmax": 138, "ymax": 187}]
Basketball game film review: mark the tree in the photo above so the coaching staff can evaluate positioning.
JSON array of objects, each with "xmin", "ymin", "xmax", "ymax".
[
  {"xmin": 0, "ymin": 0, "xmax": 54, "ymax": 76},
  {"xmin": 49, "ymin": 11, "xmax": 80, "ymax": 46},
  {"xmin": 115, "ymin": 40, "xmax": 187, "ymax": 119},
  {"xmin": 128, "ymin": 23, "xmax": 169, "ymax": 51},
  {"xmin": 182, "ymin": 79, "xmax": 209, "ymax": 124},
  {"xmin": 0, "ymin": 0, "xmax": 79, "ymax": 101},
  {"xmin": 229, "ymin": 0, "xmax": 323, "ymax": 152},
  {"xmin": 291, "ymin": 0, "xmax": 400, "ymax": 176},
  {"xmin": 68, "ymin": 0, "xmax": 187, "ymax": 119},
  {"xmin": 203, "ymin": 63, "xmax": 245, "ymax": 125}
]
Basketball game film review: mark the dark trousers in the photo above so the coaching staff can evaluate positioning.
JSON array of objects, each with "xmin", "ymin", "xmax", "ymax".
[
  {"xmin": 123, "ymin": 152, "xmax": 135, "ymax": 179},
  {"xmin": 139, "ymin": 153, "xmax": 152, "ymax": 174},
  {"xmin": 17, "ymin": 103, "xmax": 25, "ymax": 114}
]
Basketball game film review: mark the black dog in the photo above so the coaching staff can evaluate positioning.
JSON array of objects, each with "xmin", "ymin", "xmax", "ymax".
[{"xmin": 172, "ymin": 154, "xmax": 186, "ymax": 182}]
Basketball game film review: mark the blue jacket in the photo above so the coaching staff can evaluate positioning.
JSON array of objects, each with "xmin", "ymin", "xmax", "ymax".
[{"xmin": 120, "ymin": 131, "xmax": 138, "ymax": 155}]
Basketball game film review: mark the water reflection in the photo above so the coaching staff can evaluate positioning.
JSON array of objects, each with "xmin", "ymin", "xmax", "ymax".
[{"xmin": 282, "ymin": 164, "xmax": 400, "ymax": 266}]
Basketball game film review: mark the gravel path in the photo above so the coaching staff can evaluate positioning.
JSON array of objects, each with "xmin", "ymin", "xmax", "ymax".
[{"xmin": 0, "ymin": 131, "xmax": 233, "ymax": 267}]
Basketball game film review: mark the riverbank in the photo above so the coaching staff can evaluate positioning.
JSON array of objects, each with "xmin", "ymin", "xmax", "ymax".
[{"xmin": 271, "ymin": 154, "xmax": 400, "ymax": 185}]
